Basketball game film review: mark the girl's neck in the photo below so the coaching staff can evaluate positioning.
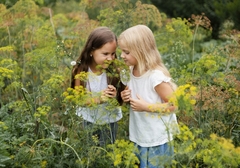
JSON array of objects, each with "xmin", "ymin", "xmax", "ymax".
[
  {"xmin": 132, "ymin": 66, "xmax": 148, "ymax": 77},
  {"xmin": 89, "ymin": 64, "xmax": 103, "ymax": 74},
  {"xmin": 132, "ymin": 66, "xmax": 140, "ymax": 77}
]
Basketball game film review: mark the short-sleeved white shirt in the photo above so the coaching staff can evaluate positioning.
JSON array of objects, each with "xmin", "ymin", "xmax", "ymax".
[
  {"xmin": 127, "ymin": 68, "xmax": 178, "ymax": 147},
  {"xmin": 76, "ymin": 67, "xmax": 122, "ymax": 125}
]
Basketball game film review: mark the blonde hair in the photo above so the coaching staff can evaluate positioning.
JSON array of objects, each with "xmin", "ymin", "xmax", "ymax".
[{"xmin": 119, "ymin": 25, "xmax": 177, "ymax": 90}]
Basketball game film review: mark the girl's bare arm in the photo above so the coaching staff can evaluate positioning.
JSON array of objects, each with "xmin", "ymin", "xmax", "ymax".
[{"xmin": 129, "ymin": 82, "xmax": 176, "ymax": 113}]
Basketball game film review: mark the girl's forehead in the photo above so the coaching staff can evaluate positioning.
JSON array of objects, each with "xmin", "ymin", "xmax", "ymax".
[
  {"xmin": 118, "ymin": 42, "xmax": 128, "ymax": 49},
  {"xmin": 119, "ymin": 45, "xmax": 129, "ymax": 51}
]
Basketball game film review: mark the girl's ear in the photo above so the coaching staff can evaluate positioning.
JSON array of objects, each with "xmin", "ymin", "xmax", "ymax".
[{"xmin": 90, "ymin": 51, "xmax": 93, "ymax": 57}]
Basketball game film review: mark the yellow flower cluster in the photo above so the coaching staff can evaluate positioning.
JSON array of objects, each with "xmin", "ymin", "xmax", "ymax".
[
  {"xmin": 174, "ymin": 124, "xmax": 240, "ymax": 167},
  {"xmin": 41, "ymin": 160, "xmax": 47, "ymax": 168},
  {"xmin": 196, "ymin": 133, "xmax": 240, "ymax": 167},
  {"xmin": 0, "ymin": 67, "xmax": 13, "ymax": 79},
  {"xmin": 75, "ymin": 72, "xmax": 89, "ymax": 81},
  {"xmin": 195, "ymin": 55, "xmax": 223, "ymax": 75},
  {"xmin": 228, "ymin": 88, "xmax": 239, "ymax": 97},
  {"xmin": 169, "ymin": 84, "xmax": 197, "ymax": 115},
  {"xmin": 177, "ymin": 124, "xmax": 195, "ymax": 141},
  {"xmin": 43, "ymin": 74, "xmax": 64, "ymax": 89},
  {"xmin": 210, "ymin": 133, "xmax": 240, "ymax": 152},
  {"xmin": 0, "ymin": 59, "xmax": 17, "ymax": 88},
  {"xmin": 34, "ymin": 105, "xmax": 51, "ymax": 120},
  {"xmin": 0, "ymin": 46, "xmax": 14, "ymax": 52},
  {"xmin": 0, "ymin": 121, "xmax": 8, "ymax": 130},
  {"xmin": 148, "ymin": 103, "xmax": 171, "ymax": 115},
  {"xmin": 62, "ymin": 86, "xmax": 89, "ymax": 106},
  {"xmin": 107, "ymin": 139, "xmax": 139, "ymax": 167},
  {"xmin": 175, "ymin": 124, "xmax": 197, "ymax": 153},
  {"xmin": 170, "ymin": 84, "xmax": 197, "ymax": 105}
]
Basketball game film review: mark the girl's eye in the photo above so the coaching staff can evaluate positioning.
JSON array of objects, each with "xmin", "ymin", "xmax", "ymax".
[{"xmin": 122, "ymin": 50, "xmax": 129, "ymax": 54}]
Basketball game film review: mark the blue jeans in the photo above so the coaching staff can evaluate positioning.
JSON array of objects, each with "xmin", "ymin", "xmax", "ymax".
[
  {"xmin": 83, "ymin": 121, "xmax": 118, "ymax": 147},
  {"xmin": 135, "ymin": 142, "xmax": 174, "ymax": 168}
]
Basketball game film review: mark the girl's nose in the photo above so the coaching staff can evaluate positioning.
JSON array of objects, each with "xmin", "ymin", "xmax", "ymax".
[
  {"xmin": 107, "ymin": 55, "xmax": 113, "ymax": 60},
  {"xmin": 120, "ymin": 53, "xmax": 124, "ymax": 58}
]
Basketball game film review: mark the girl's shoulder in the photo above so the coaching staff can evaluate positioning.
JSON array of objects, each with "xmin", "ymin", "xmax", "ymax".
[
  {"xmin": 149, "ymin": 69, "xmax": 171, "ymax": 83},
  {"xmin": 150, "ymin": 69, "xmax": 164, "ymax": 76}
]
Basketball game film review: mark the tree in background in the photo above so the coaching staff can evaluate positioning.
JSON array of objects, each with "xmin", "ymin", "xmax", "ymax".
[{"xmin": 150, "ymin": 0, "xmax": 240, "ymax": 39}]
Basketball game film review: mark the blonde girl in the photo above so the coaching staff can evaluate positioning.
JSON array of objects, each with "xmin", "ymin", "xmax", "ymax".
[{"xmin": 119, "ymin": 25, "xmax": 178, "ymax": 168}]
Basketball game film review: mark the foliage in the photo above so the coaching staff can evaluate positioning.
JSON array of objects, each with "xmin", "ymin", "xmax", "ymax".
[
  {"xmin": 173, "ymin": 123, "xmax": 240, "ymax": 167},
  {"xmin": 0, "ymin": 0, "xmax": 239, "ymax": 167},
  {"xmin": 155, "ymin": 17, "xmax": 193, "ymax": 69},
  {"xmin": 169, "ymin": 84, "xmax": 197, "ymax": 116},
  {"xmin": 150, "ymin": 0, "xmax": 240, "ymax": 39},
  {"xmin": 107, "ymin": 139, "xmax": 139, "ymax": 168},
  {"xmin": 214, "ymin": 0, "xmax": 240, "ymax": 30},
  {"xmin": 97, "ymin": 0, "xmax": 162, "ymax": 35}
]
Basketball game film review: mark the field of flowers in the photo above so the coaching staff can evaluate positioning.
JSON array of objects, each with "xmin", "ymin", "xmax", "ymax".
[{"xmin": 0, "ymin": 0, "xmax": 239, "ymax": 167}]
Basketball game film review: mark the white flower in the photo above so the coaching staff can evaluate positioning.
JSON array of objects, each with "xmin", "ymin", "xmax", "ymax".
[{"xmin": 71, "ymin": 61, "xmax": 76, "ymax": 66}]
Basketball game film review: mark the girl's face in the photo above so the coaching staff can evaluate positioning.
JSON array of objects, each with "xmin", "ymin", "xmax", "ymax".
[
  {"xmin": 119, "ymin": 46, "xmax": 137, "ymax": 67},
  {"xmin": 91, "ymin": 41, "xmax": 117, "ymax": 71}
]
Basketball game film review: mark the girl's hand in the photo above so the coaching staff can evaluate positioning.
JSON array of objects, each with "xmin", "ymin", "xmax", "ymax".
[
  {"xmin": 130, "ymin": 94, "xmax": 174, "ymax": 113},
  {"xmin": 120, "ymin": 86, "xmax": 131, "ymax": 102},
  {"xmin": 129, "ymin": 94, "xmax": 149, "ymax": 111},
  {"xmin": 103, "ymin": 85, "xmax": 117, "ymax": 98}
]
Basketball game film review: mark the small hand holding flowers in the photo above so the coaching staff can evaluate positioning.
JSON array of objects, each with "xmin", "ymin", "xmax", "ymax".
[
  {"xmin": 120, "ymin": 86, "xmax": 131, "ymax": 102},
  {"xmin": 121, "ymin": 86, "xmax": 175, "ymax": 114},
  {"xmin": 101, "ymin": 85, "xmax": 117, "ymax": 102}
]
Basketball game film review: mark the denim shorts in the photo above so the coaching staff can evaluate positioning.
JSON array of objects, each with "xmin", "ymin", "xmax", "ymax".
[{"xmin": 135, "ymin": 142, "xmax": 174, "ymax": 168}]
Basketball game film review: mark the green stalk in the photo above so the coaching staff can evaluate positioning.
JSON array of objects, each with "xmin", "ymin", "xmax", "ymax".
[
  {"xmin": 21, "ymin": 87, "xmax": 34, "ymax": 118},
  {"xmin": 31, "ymin": 138, "xmax": 83, "ymax": 167},
  {"xmin": 192, "ymin": 23, "xmax": 199, "ymax": 63}
]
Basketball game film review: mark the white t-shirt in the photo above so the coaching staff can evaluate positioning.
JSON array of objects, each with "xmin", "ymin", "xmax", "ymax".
[
  {"xmin": 76, "ymin": 67, "xmax": 122, "ymax": 125},
  {"xmin": 127, "ymin": 68, "xmax": 179, "ymax": 147}
]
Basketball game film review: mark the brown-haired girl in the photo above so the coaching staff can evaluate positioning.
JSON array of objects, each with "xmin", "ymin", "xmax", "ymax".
[{"xmin": 71, "ymin": 27, "xmax": 125, "ymax": 146}]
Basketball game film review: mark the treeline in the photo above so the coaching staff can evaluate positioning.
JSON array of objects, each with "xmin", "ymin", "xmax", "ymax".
[{"xmin": 2, "ymin": 0, "xmax": 240, "ymax": 39}]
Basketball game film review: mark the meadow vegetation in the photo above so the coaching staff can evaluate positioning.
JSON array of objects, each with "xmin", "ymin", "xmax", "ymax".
[{"xmin": 0, "ymin": 0, "xmax": 239, "ymax": 167}]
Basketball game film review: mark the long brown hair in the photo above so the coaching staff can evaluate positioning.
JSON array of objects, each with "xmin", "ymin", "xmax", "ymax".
[{"xmin": 71, "ymin": 27, "xmax": 125, "ymax": 104}]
